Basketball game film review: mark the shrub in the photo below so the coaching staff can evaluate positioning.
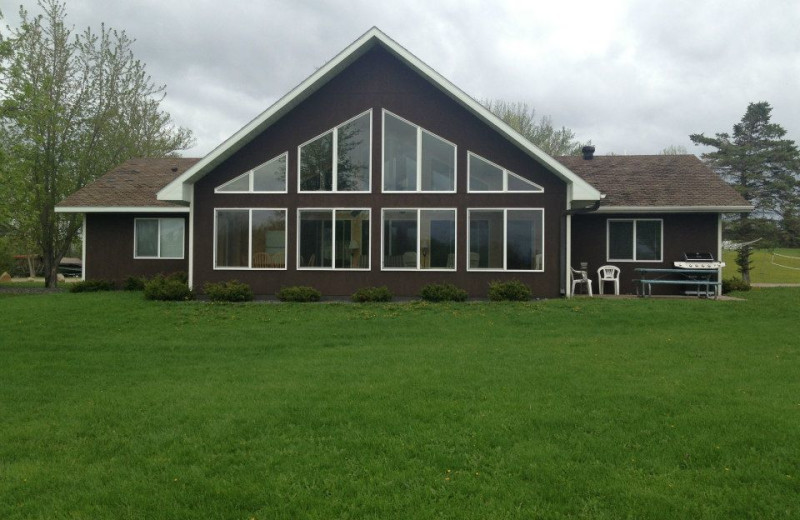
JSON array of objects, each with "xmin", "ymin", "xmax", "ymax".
[
  {"xmin": 351, "ymin": 285, "xmax": 393, "ymax": 302},
  {"xmin": 144, "ymin": 274, "xmax": 193, "ymax": 301},
  {"xmin": 722, "ymin": 277, "xmax": 751, "ymax": 294},
  {"xmin": 276, "ymin": 285, "xmax": 321, "ymax": 302},
  {"xmin": 488, "ymin": 279, "xmax": 531, "ymax": 301},
  {"xmin": 69, "ymin": 279, "xmax": 115, "ymax": 293},
  {"xmin": 166, "ymin": 271, "xmax": 188, "ymax": 284},
  {"xmin": 204, "ymin": 280, "xmax": 253, "ymax": 302},
  {"xmin": 419, "ymin": 282, "xmax": 468, "ymax": 302},
  {"xmin": 123, "ymin": 276, "xmax": 147, "ymax": 291}
]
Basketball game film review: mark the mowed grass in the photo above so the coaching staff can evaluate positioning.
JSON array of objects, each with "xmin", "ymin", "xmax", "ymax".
[
  {"xmin": 723, "ymin": 248, "xmax": 800, "ymax": 283},
  {"xmin": 1, "ymin": 290, "xmax": 799, "ymax": 519}
]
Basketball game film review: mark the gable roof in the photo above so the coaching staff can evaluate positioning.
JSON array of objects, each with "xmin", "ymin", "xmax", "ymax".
[
  {"xmin": 555, "ymin": 154, "xmax": 752, "ymax": 212},
  {"xmin": 55, "ymin": 158, "xmax": 200, "ymax": 213},
  {"xmin": 157, "ymin": 27, "xmax": 602, "ymax": 204}
]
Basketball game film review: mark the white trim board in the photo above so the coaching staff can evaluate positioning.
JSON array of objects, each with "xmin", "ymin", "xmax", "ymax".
[
  {"xmin": 157, "ymin": 27, "xmax": 602, "ymax": 203},
  {"xmin": 56, "ymin": 206, "xmax": 190, "ymax": 213},
  {"xmin": 595, "ymin": 205, "xmax": 753, "ymax": 214}
]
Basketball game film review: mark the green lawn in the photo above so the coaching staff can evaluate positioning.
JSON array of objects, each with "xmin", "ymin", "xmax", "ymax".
[
  {"xmin": 723, "ymin": 248, "xmax": 800, "ymax": 283},
  {"xmin": 1, "ymin": 290, "xmax": 799, "ymax": 519}
]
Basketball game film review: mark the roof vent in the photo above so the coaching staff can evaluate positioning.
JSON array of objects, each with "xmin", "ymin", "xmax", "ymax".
[
  {"xmin": 581, "ymin": 145, "xmax": 596, "ymax": 160},
  {"xmin": 170, "ymin": 166, "xmax": 178, "ymax": 172}
]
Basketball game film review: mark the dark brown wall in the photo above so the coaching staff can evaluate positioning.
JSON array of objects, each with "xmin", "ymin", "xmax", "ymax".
[
  {"xmin": 192, "ymin": 45, "xmax": 568, "ymax": 298},
  {"xmin": 86, "ymin": 213, "xmax": 189, "ymax": 282},
  {"xmin": 570, "ymin": 212, "xmax": 719, "ymax": 295}
]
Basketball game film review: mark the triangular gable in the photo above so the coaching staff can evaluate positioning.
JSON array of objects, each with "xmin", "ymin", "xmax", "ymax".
[{"xmin": 158, "ymin": 27, "xmax": 602, "ymax": 203}]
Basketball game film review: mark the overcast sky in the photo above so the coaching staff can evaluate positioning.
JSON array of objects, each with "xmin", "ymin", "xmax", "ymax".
[{"xmin": 6, "ymin": 0, "xmax": 800, "ymax": 157}]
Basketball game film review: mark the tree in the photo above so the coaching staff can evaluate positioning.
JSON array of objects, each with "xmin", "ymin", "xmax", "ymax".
[
  {"xmin": 660, "ymin": 145, "xmax": 688, "ymax": 155},
  {"xmin": 482, "ymin": 99, "xmax": 587, "ymax": 156},
  {"xmin": 0, "ymin": 1, "xmax": 193, "ymax": 287}
]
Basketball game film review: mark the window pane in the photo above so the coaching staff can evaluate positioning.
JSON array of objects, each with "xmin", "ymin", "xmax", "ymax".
[
  {"xmin": 383, "ymin": 210, "xmax": 417, "ymax": 268},
  {"xmin": 421, "ymin": 132, "xmax": 455, "ymax": 191},
  {"xmin": 335, "ymin": 210, "xmax": 369, "ymax": 269},
  {"xmin": 253, "ymin": 155, "xmax": 286, "ymax": 192},
  {"xmin": 135, "ymin": 219, "xmax": 158, "ymax": 257},
  {"xmin": 159, "ymin": 218, "xmax": 184, "ymax": 259},
  {"xmin": 469, "ymin": 155, "xmax": 503, "ymax": 191},
  {"xmin": 252, "ymin": 210, "xmax": 285, "ymax": 268},
  {"xmin": 420, "ymin": 210, "xmax": 455, "ymax": 269},
  {"xmin": 217, "ymin": 172, "xmax": 250, "ymax": 192},
  {"xmin": 300, "ymin": 133, "xmax": 333, "ymax": 191},
  {"xmin": 507, "ymin": 210, "xmax": 542, "ymax": 270},
  {"xmin": 216, "ymin": 210, "xmax": 249, "ymax": 267},
  {"xmin": 299, "ymin": 211, "xmax": 333, "ymax": 268},
  {"xmin": 383, "ymin": 114, "xmax": 417, "ymax": 191},
  {"xmin": 609, "ymin": 221, "xmax": 634, "ymax": 260},
  {"xmin": 337, "ymin": 114, "xmax": 370, "ymax": 191},
  {"xmin": 636, "ymin": 220, "xmax": 662, "ymax": 261},
  {"xmin": 469, "ymin": 210, "xmax": 504, "ymax": 269},
  {"xmin": 507, "ymin": 172, "xmax": 542, "ymax": 192}
]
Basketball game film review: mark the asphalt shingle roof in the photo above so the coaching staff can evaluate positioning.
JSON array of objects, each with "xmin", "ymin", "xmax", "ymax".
[
  {"xmin": 57, "ymin": 157, "xmax": 200, "ymax": 209},
  {"xmin": 555, "ymin": 154, "xmax": 750, "ymax": 208}
]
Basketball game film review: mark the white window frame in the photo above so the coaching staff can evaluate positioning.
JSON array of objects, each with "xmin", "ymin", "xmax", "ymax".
[
  {"xmin": 133, "ymin": 217, "xmax": 185, "ymax": 259},
  {"xmin": 214, "ymin": 152, "xmax": 289, "ymax": 194},
  {"xmin": 606, "ymin": 218, "xmax": 664, "ymax": 263},
  {"xmin": 466, "ymin": 152, "xmax": 544, "ymax": 194},
  {"xmin": 297, "ymin": 110, "xmax": 372, "ymax": 194},
  {"xmin": 296, "ymin": 208, "xmax": 372, "ymax": 270},
  {"xmin": 213, "ymin": 208, "xmax": 287, "ymax": 270},
  {"xmin": 380, "ymin": 208, "xmax": 458, "ymax": 271},
  {"xmin": 466, "ymin": 208, "xmax": 545, "ymax": 272},
  {"xmin": 381, "ymin": 109, "xmax": 457, "ymax": 194}
]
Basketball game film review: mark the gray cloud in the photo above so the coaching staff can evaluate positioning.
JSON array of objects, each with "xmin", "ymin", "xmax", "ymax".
[{"xmin": 8, "ymin": 0, "xmax": 800, "ymax": 157}]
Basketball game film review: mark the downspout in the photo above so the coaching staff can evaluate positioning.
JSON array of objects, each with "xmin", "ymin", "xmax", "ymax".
[
  {"xmin": 188, "ymin": 186, "xmax": 195, "ymax": 290},
  {"xmin": 81, "ymin": 214, "xmax": 87, "ymax": 281}
]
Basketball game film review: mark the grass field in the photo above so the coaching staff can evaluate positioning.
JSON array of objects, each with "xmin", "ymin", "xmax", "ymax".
[
  {"xmin": 722, "ymin": 248, "xmax": 800, "ymax": 283},
  {"xmin": 1, "ymin": 290, "xmax": 799, "ymax": 519}
]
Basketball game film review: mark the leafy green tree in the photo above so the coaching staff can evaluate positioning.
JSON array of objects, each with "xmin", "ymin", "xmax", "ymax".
[
  {"xmin": 0, "ymin": 0, "xmax": 193, "ymax": 287},
  {"xmin": 660, "ymin": 145, "xmax": 688, "ymax": 155},
  {"xmin": 482, "ymin": 99, "xmax": 588, "ymax": 156}
]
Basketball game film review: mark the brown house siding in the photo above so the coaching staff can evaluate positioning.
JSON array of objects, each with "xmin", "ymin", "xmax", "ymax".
[
  {"xmin": 191, "ymin": 45, "xmax": 568, "ymax": 298},
  {"xmin": 85, "ymin": 213, "xmax": 189, "ymax": 282},
  {"xmin": 570, "ymin": 212, "xmax": 719, "ymax": 295}
]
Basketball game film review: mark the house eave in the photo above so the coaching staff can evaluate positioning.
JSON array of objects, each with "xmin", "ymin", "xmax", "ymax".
[
  {"xmin": 594, "ymin": 205, "xmax": 754, "ymax": 214},
  {"xmin": 55, "ymin": 206, "xmax": 190, "ymax": 214}
]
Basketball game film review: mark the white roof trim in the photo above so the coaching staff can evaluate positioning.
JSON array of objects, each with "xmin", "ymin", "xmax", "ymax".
[
  {"xmin": 596, "ymin": 205, "xmax": 754, "ymax": 214},
  {"xmin": 55, "ymin": 206, "xmax": 190, "ymax": 214},
  {"xmin": 158, "ymin": 27, "xmax": 601, "ymax": 203}
]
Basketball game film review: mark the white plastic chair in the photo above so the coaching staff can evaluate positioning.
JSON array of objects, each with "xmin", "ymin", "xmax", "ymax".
[
  {"xmin": 570, "ymin": 267, "xmax": 593, "ymax": 297},
  {"xmin": 597, "ymin": 265, "xmax": 621, "ymax": 295}
]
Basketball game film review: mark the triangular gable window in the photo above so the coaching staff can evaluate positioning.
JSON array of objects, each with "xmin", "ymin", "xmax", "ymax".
[
  {"xmin": 216, "ymin": 153, "xmax": 287, "ymax": 193},
  {"xmin": 468, "ymin": 152, "xmax": 544, "ymax": 193}
]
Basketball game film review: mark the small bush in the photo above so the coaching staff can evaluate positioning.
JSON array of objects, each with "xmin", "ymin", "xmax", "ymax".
[
  {"xmin": 123, "ymin": 276, "xmax": 147, "ymax": 291},
  {"xmin": 166, "ymin": 271, "xmax": 188, "ymax": 284},
  {"xmin": 69, "ymin": 279, "xmax": 115, "ymax": 293},
  {"xmin": 352, "ymin": 285, "xmax": 393, "ymax": 302},
  {"xmin": 276, "ymin": 285, "xmax": 321, "ymax": 302},
  {"xmin": 144, "ymin": 274, "xmax": 193, "ymax": 301},
  {"xmin": 204, "ymin": 280, "xmax": 253, "ymax": 302},
  {"xmin": 722, "ymin": 277, "xmax": 751, "ymax": 294},
  {"xmin": 488, "ymin": 280, "xmax": 531, "ymax": 301},
  {"xmin": 419, "ymin": 282, "xmax": 468, "ymax": 302}
]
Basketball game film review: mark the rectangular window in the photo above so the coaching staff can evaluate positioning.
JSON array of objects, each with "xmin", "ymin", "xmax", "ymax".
[
  {"xmin": 383, "ymin": 110, "xmax": 456, "ymax": 192},
  {"xmin": 607, "ymin": 219, "xmax": 663, "ymax": 262},
  {"xmin": 467, "ymin": 209, "xmax": 544, "ymax": 271},
  {"xmin": 215, "ymin": 209, "xmax": 286, "ymax": 269},
  {"xmin": 134, "ymin": 218, "xmax": 185, "ymax": 259},
  {"xmin": 299, "ymin": 111, "xmax": 371, "ymax": 192},
  {"xmin": 382, "ymin": 209, "xmax": 456, "ymax": 270},
  {"xmin": 298, "ymin": 209, "xmax": 370, "ymax": 270}
]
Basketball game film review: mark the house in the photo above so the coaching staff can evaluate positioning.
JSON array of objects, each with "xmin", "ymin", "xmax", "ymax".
[{"xmin": 56, "ymin": 28, "xmax": 750, "ymax": 297}]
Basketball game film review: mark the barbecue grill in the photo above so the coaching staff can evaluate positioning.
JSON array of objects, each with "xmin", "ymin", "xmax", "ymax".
[{"xmin": 673, "ymin": 252, "xmax": 726, "ymax": 269}]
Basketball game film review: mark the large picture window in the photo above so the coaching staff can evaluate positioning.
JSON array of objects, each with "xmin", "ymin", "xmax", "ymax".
[
  {"xmin": 215, "ymin": 153, "xmax": 287, "ymax": 193},
  {"xmin": 467, "ymin": 152, "xmax": 543, "ymax": 193},
  {"xmin": 134, "ymin": 218, "xmax": 185, "ymax": 259},
  {"xmin": 607, "ymin": 219, "xmax": 662, "ymax": 262},
  {"xmin": 215, "ymin": 209, "xmax": 286, "ymax": 269},
  {"xmin": 382, "ymin": 209, "xmax": 456, "ymax": 270},
  {"xmin": 467, "ymin": 209, "xmax": 544, "ymax": 271},
  {"xmin": 383, "ymin": 111, "xmax": 456, "ymax": 192},
  {"xmin": 299, "ymin": 111, "xmax": 371, "ymax": 192},
  {"xmin": 298, "ymin": 209, "xmax": 370, "ymax": 269}
]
